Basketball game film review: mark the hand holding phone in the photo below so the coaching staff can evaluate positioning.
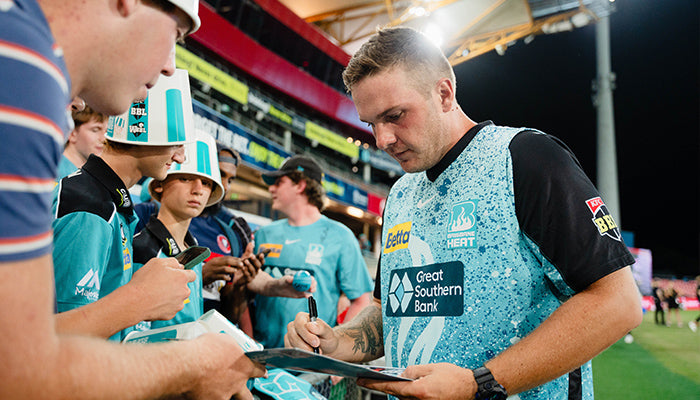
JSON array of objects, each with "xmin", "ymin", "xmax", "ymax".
[{"xmin": 174, "ymin": 246, "xmax": 211, "ymax": 270}]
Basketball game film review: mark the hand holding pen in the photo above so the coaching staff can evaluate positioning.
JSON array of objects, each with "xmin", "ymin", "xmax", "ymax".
[{"xmin": 307, "ymin": 295, "xmax": 319, "ymax": 354}]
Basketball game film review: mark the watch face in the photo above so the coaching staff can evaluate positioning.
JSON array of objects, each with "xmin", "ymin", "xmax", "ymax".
[
  {"xmin": 476, "ymin": 386, "xmax": 507, "ymax": 400},
  {"xmin": 474, "ymin": 367, "xmax": 508, "ymax": 400}
]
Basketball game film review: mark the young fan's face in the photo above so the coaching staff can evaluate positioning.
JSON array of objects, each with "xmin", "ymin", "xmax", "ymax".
[
  {"xmin": 218, "ymin": 159, "xmax": 237, "ymax": 196},
  {"xmin": 159, "ymin": 174, "xmax": 214, "ymax": 220},
  {"xmin": 68, "ymin": 118, "xmax": 107, "ymax": 160}
]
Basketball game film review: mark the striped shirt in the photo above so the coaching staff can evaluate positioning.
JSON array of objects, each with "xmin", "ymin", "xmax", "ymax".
[{"xmin": 0, "ymin": 0, "xmax": 72, "ymax": 261}]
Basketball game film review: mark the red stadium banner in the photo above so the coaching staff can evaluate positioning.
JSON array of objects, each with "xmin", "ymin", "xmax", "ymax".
[{"xmin": 367, "ymin": 193, "xmax": 386, "ymax": 216}]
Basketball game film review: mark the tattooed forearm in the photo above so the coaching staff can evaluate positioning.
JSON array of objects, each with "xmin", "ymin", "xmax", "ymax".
[{"xmin": 336, "ymin": 303, "xmax": 384, "ymax": 361}]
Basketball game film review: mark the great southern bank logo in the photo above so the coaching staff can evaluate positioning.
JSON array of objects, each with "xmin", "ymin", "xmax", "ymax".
[
  {"xmin": 384, "ymin": 221, "xmax": 411, "ymax": 254},
  {"xmin": 388, "ymin": 272, "xmax": 414, "ymax": 314},
  {"xmin": 387, "ymin": 262, "xmax": 464, "ymax": 317},
  {"xmin": 447, "ymin": 200, "xmax": 477, "ymax": 249}
]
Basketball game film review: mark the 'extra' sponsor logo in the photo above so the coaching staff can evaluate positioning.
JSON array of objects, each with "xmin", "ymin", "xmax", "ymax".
[
  {"xmin": 446, "ymin": 200, "xmax": 477, "ymax": 249},
  {"xmin": 384, "ymin": 221, "xmax": 411, "ymax": 254},
  {"xmin": 386, "ymin": 261, "xmax": 464, "ymax": 317},
  {"xmin": 585, "ymin": 197, "xmax": 622, "ymax": 241}
]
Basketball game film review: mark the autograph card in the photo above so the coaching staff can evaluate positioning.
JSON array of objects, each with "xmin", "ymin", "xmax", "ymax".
[{"xmin": 245, "ymin": 348, "xmax": 411, "ymax": 381}]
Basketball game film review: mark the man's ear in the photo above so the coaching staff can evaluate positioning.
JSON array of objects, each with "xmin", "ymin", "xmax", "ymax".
[
  {"xmin": 116, "ymin": 0, "xmax": 140, "ymax": 18},
  {"xmin": 436, "ymin": 78, "xmax": 456, "ymax": 113},
  {"xmin": 67, "ymin": 129, "xmax": 79, "ymax": 144},
  {"xmin": 294, "ymin": 179, "xmax": 307, "ymax": 194}
]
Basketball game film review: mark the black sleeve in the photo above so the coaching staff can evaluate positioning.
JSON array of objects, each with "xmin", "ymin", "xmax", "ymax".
[
  {"xmin": 373, "ymin": 202, "xmax": 389, "ymax": 301},
  {"xmin": 373, "ymin": 257, "xmax": 382, "ymax": 300},
  {"xmin": 510, "ymin": 131, "xmax": 634, "ymax": 293},
  {"xmin": 132, "ymin": 228, "xmax": 160, "ymax": 265}
]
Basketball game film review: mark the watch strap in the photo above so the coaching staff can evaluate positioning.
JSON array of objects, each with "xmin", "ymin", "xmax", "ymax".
[{"xmin": 473, "ymin": 366, "xmax": 508, "ymax": 400}]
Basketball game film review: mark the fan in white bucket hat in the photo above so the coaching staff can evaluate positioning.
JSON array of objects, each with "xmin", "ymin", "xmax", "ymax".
[{"xmin": 149, "ymin": 130, "xmax": 224, "ymax": 207}]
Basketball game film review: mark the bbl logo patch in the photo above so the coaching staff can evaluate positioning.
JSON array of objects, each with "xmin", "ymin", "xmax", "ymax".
[
  {"xmin": 446, "ymin": 200, "xmax": 477, "ymax": 249},
  {"xmin": 127, "ymin": 99, "xmax": 149, "ymax": 142},
  {"xmin": 387, "ymin": 261, "xmax": 464, "ymax": 317},
  {"xmin": 586, "ymin": 197, "xmax": 622, "ymax": 241},
  {"xmin": 384, "ymin": 221, "xmax": 411, "ymax": 254}
]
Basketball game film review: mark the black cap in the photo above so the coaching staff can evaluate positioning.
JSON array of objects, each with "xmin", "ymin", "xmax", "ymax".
[{"xmin": 262, "ymin": 155, "xmax": 324, "ymax": 185}]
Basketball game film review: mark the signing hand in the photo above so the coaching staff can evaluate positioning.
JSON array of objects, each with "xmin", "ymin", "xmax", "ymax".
[{"xmin": 284, "ymin": 311, "xmax": 339, "ymax": 356}]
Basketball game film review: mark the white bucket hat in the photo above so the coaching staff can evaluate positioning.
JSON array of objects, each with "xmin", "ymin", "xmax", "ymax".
[
  {"xmin": 149, "ymin": 130, "xmax": 224, "ymax": 207},
  {"xmin": 169, "ymin": 0, "xmax": 201, "ymax": 34},
  {"xmin": 106, "ymin": 69, "xmax": 195, "ymax": 146}
]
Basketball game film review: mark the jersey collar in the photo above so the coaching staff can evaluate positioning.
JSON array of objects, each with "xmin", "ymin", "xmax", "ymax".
[
  {"xmin": 144, "ymin": 215, "xmax": 197, "ymax": 256},
  {"xmin": 82, "ymin": 154, "xmax": 134, "ymax": 215},
  {"xmin": 426, "ymin": 120, "xmax": 494, "ymax": 182}
]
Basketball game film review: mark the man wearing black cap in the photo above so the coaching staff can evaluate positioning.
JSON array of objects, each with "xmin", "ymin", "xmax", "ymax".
[{"xmin": 252, "ymin": 155, "xmax": 373, "ymax": 348}]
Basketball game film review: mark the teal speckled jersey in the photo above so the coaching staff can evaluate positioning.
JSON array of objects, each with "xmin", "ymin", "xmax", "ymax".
[{"xmin": 380, "ymin": 124, "xmax": 593, "ymax": 400}]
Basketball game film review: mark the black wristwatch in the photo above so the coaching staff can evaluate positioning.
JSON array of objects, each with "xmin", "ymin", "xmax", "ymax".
[{"xmin": 473, "ymin": 366, "xmax": 508, "ymax": 400}]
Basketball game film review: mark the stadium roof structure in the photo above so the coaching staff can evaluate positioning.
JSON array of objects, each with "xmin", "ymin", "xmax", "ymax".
[{"xmin": 276, "ymin": 0, "xmax": 616, "ymax": 66}]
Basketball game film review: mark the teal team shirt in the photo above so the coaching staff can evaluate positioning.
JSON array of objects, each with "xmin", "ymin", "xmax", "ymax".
[
  {"xmin": 52, "ymin": 196, "xmax": 138, "ymax": 342},
  {"xmin": 254, "ymin": 215, "xmax": 373, "ymax": 348},
  {"xmin": 53, "ymin": 156, "xmax": 140, "ymax": 342},
  {"xmin": 380, "ymin": 125, "xmax": 593, "ymax": 400},
  {"xmin": 131, "ymin": 216, "xmax": 204, "ymax": 331},
  {"xmin": 57, "ymin": 155, "xmax": 78, "ymax": 180}
]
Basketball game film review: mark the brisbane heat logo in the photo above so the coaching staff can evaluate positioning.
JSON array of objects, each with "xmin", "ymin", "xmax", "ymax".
[
  {"xmin": 446, "ymin": 200, "xmax": 477, "ymax": 249},
  {"xmin": 586, "ymin": 197, "xmax": 622, "ymax": 241}
]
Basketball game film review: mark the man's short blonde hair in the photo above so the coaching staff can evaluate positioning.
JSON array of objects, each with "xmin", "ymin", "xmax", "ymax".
[{"xmin": 342, "ymin": 27, "xmax": 456, "ymax": 97}]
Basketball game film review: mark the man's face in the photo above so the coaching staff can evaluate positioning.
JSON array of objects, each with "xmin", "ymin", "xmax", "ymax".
[
  {"xmin": 218, "ymin": 158, "xmax": 238, "ymax": 196},
  {"xmin": 158, "ymin": 174, "xmax": 214, "ymax": 220},
  {"xmin": 268, "ymin": 175, "xmax": 299, "ymax": 213},
  {"xmin": 135, "ymin": 144, "xmax": 186, "ymax": 181},
  {"xmin": 68, "ymin": 118, "xmax": 107, "ymax": 160},
  {"xmin": 352, "ymin": 66, "xmax": 450, "ymax": 173},
  {"xmin": 78, "ymin": 5, "xmax": 192, "ymax": 115}
]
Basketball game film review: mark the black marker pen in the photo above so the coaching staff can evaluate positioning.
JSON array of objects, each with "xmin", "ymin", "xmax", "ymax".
[{"xmin": 308, "ymin": 295, "xmax": 319, "ymax": 354}]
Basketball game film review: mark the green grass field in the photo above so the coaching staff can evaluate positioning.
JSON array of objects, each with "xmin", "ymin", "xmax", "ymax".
[{"xmin": 592, "ymin": 310, "xmax": 700, "ymax": 399}]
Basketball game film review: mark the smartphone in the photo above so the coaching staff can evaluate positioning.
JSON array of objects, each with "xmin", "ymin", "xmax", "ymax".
[
  {"xmin": 174, "ymin": 246, "xmax": 211, "ymax": 270},
  {"xmin": 258, "ymin": 248, "xmax": 272, "ymax": 257},
  {"xmin": 244, "ymin": 248, "xmax": 271, "ymax": 264}
]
